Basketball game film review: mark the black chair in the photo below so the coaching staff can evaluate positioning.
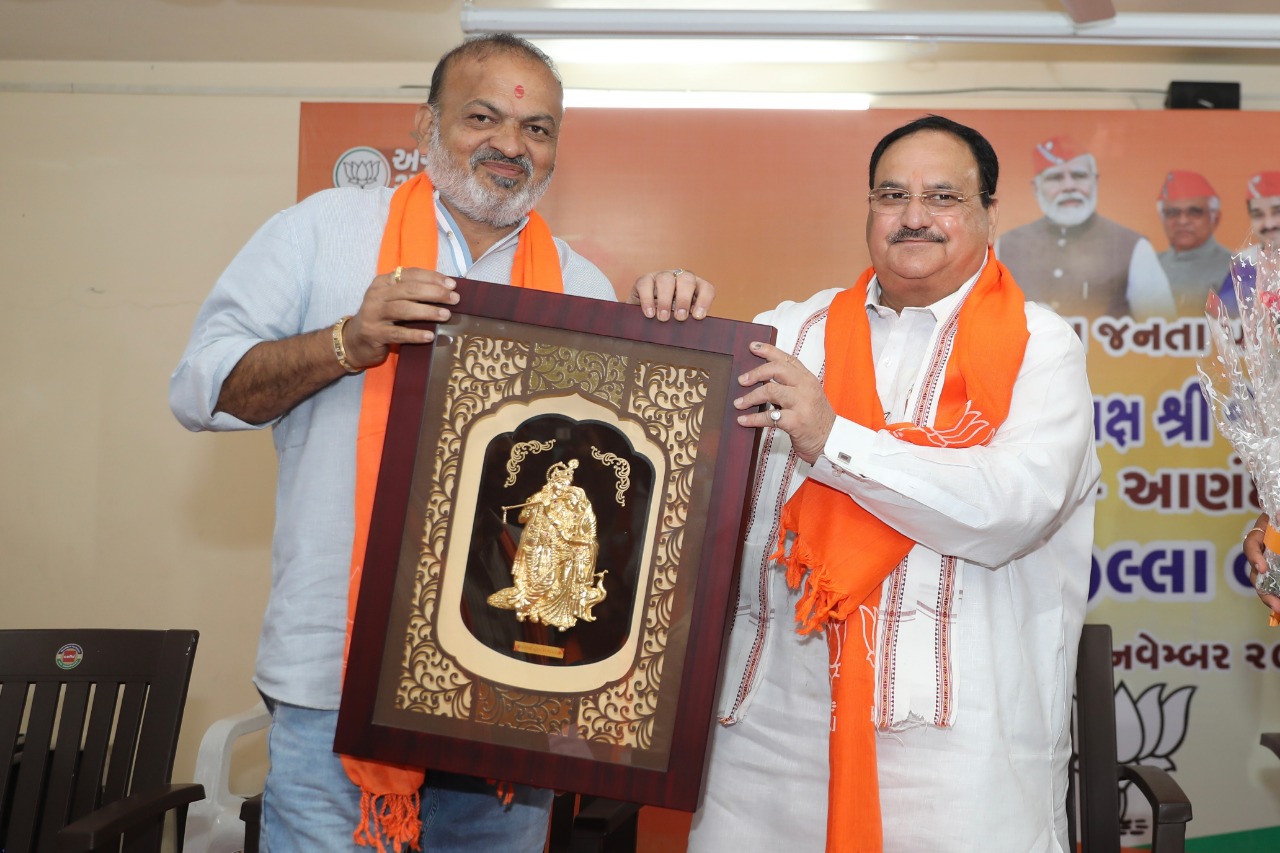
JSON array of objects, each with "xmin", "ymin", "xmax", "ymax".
[
  {"xmin": 1070, "ymin": 624, "xmax": 1193, "ymax": 853},
  {"xmin": 547, "ymin": 793, "xmax": 640, "ymax": 853},
  {"xmin": 0, "ymin": 628, "xmax": 204, "ymax": 852},
  {"xmin": 239, "ymin": 793, "xmax": 261, "ymax": 853}
]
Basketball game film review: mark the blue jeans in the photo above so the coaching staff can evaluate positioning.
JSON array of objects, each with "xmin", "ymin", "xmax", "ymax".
[{"xmin": 260, "ymin": 699, "xmax": 553, "ymax": 852}]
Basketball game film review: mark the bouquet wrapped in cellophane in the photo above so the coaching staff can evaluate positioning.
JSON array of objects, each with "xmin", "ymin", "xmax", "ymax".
[{"xmin": 1199, "ymin": 240, "xmax": 1280, "ymax": 625}]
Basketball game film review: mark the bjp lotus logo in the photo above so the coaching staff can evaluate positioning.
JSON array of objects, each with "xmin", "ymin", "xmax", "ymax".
[
  {"xmin": 1113, "ymin": 680, "xmax": 1195, "ymax": 839},
  {"xmin": 1071, "ymin": 680, "xmax": 1194, "ymax": 842},
  {"xmin": 333, "ymin": 146, "xmax": 391, "ymax": 189}
]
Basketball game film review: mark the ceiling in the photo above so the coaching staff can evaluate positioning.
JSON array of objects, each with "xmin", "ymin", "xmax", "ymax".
[{"xmin": 1, "ymin": 0, "xmax": 1277, "ymax": 66}]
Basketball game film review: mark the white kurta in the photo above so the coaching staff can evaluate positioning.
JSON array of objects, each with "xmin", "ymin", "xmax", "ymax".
[{"xmin": 691, "ymin": 279, "xmax": 1101, "ymax": 853}]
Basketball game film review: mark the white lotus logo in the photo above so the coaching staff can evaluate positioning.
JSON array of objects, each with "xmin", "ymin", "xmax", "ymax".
[
  {"xmin": 1113, "ymin": 680, "xmax": 1194, "ymax": 838},
  {"xmin": 332, "ymin": 146, "xmax": 391, "ymax": 189},
  {"xmin": 343, "ymin": 158, "xmax": 382, "ymax": 188}
]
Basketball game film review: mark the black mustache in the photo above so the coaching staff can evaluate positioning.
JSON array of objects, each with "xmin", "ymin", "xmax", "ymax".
[
  {"xmin": 888, "ymin": 227, "xmax": 945, "ymax": 243},
  {"xmin": 472, "ymin": 148, "xmax": 532, "ymax": 175}
]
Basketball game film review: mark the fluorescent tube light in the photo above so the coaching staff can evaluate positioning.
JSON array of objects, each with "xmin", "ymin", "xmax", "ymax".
[
  {"xmin": 461, "ymin": 7, "xmax": 1280, "ymax": 50},
  {"xmin": 538, "ymin": 37, "xmax": 899, "ymax": 65},
  {"xmin": 564, "ymin": 89, "xmax": 872, "ymax": 110}
]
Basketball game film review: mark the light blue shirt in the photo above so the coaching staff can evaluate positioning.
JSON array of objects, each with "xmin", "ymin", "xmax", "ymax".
[{"xmin": 170, "ymin": 187, "xmax": 614, "ymax": 708}]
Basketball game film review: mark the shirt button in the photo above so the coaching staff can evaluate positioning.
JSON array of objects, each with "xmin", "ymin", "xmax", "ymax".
[
  {"xmin": 1058, "ymin": 238, "xmax": 1067, "ymax": 247},
  {"xmin": 1053, "ymin": 268, "xmax": 1064, "ymax": 278}
]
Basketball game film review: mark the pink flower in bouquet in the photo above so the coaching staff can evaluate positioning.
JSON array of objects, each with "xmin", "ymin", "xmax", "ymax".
[{"xmin": 1256, "ymin": 290, "xmax": 1280, "ymax": 313}]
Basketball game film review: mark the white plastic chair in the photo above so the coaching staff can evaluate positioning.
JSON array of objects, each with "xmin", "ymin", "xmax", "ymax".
[{"xmin": 183, "ymin": 702, "xmax": 271, "ymax": 853}]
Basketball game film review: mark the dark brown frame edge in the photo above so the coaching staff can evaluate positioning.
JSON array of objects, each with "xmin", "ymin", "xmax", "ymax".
[{"xmin": 336, "ymin": 277, "xmax": 773, "ymax": 811}]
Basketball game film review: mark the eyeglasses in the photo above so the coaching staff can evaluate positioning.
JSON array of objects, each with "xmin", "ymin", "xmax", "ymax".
[
  {"xmin": 1161, "ymin": 206, "xmax": 1210, "ymax": 220},
  {"xmin": 867, "ymin": 188, "xmax": 989, "ymax": 214}
]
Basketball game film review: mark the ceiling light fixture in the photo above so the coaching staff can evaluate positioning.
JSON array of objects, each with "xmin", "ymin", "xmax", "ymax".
[
  {"xmin": 460, "ymin": 6, "xmax": 1280, "ymax": 51},
  {"xmin": 563, "ymin": 89, "xmax": 871, "ymax": 110}
]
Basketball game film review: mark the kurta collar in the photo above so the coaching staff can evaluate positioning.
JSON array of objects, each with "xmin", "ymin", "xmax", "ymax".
[
  {"xmin": 1166, "ymin": 238, "xmax": 1228, "ymax": 262},
  {"xmin": 432, "ymin": 189, "xmax": 530, "ymax": 269},
  {"xmin": 864, "ymin": 253, "xmax": 989, "ymax": 320}
]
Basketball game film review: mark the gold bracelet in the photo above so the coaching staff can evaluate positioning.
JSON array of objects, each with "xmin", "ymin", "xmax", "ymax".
[
  {"xmin": 332, "ymin": 315, "xmax": 362, "ymax": 374},
  {"xmin": 1247, "ymin": 525, "xmax": 1268, "ymax": 542}
]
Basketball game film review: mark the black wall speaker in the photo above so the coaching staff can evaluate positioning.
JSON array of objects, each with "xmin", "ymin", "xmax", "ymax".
[{"xmin": 1165, "ymin": 80, "xmax": 1241, "ymax": 110}]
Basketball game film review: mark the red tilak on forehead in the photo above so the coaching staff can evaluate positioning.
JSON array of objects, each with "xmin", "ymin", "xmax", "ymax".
[{"xmin": 514, "ymin": 84, "xmax": 525, "ymax": 98}]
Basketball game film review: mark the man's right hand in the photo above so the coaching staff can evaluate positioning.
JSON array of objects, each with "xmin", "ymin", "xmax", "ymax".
[{"xmin": 342, "ymin": 266, "xmax": 460, "ymax": 370}]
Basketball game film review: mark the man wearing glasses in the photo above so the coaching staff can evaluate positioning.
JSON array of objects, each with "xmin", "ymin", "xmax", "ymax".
[
  {"xmin": 691, "ymin": 115, "xmax": 1099, "ymax": 852},
  {"xmin": 1245, "ymin": 172, "xmax": 1280, "ymax": 252},
  {"xmin": 996, "ymin": 136, "xmax": 1175, "ymax": 320},
  {"xmin": 1155, "ymin": 170, "xmax": 1231, "ymax": 315}
]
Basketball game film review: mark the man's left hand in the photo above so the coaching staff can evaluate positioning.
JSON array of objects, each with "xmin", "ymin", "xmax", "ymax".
[
  {"xmin": 629, "ymin": 268, "xmax": 714, "ymax": 321},
  {"xmin": 1244, "ymin": 514, "xmax": 1280, "ymax": 619},
  {"xmin": 734, "ymin": 341, "xmax": 836, "ymax": 465}
]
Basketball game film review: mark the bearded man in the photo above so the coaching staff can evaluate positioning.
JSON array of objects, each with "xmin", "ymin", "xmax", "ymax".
[
  {"xmin": 170, "ymin": 34, "xmax": 712, "ymax": 853},
  {"xmin": 996, "ymin": 136, "xmax": 1175, "ymax": 319}
]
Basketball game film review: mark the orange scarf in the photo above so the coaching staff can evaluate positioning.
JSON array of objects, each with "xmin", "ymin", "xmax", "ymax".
[
  {"xmin": 775, "ymin": 251, "xmax": 1028, "ymax": 853},
  {"xmin": 340, "ymin": 172, "xmax": 565, "ymax": 850}
]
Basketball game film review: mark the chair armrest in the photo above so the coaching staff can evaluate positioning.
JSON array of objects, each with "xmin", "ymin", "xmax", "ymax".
[
  {"xmin": 185, "ymin": 702, "xmax": 270, "ymax": 851},
  {"xmin": 1119, "ymin": 763, "xmax": 1191, "ymax": 824},
  {"xmin": 240, "ymin": 792, "xmax": 262, "ymax": 824},
  {"xmin": 573, "ymin": 797, "xmax": 642, "ymax": 835},
  {"xmin": 56, "ymin": 782, "xmax": 206, "ymax": 853},
  {"xmin": 192, "ymin": 701, "xmax": 270, "ymax": 807},
  {"xmin": 1262, "ymin": 732, "xmax": 1280, "ymax": 759},
  {"xmin": 1119, "ymin": 764, "xmax": 1191, "ymax": 853},
  {"xmin": 241, "ymin": 793, "xmax": 264, "ymax": 853}
]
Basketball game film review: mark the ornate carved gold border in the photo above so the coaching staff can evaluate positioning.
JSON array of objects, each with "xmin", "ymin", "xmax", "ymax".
[{"xmin": 389, "ymin": 330, "xmax": 709, "ymax": 757}]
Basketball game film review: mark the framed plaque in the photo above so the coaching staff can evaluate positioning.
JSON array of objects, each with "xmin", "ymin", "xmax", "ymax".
[{"xmin": 336, "ymin": 278, "xmax": 774, "ymax": 811}]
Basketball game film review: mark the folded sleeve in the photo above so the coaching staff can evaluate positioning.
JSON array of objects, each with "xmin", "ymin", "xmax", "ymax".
[{"xmin": 169, "ymin": 210, "xmax": 308, "ymax": 432}]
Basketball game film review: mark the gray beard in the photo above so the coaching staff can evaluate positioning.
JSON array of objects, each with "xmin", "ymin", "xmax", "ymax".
[
  {"xmin": 1039, "ymin": 189, "xmax": 1097, "ymax": 228},
  {"xmin": 424, "ymin": 124, "xmax": 553, "ymax": 228}
]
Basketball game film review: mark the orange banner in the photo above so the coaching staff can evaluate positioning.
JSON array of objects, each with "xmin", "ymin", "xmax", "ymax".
[{"xmin": 300, "ymin": 103, "xmax": 1280, "ymax": 850}]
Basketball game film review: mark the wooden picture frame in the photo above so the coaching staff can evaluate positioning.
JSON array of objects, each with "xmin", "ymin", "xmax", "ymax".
[{"xmin": 336, "ymin": 278, "xmax": 774, "ymax": 811}]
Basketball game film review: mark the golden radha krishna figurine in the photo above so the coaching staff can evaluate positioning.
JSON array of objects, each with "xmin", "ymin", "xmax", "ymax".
[{"xmin": 488, "ymin": 459, "xmax": 608, "ymax": 630}]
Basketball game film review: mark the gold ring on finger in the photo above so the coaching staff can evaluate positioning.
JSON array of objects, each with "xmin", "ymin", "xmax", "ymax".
[
  {"xmin": 671, "ymin": 268, "xmax": 684, "ymax": 277},
  {"xmin": 393, "ymin": 265, "xmax": 403, "ymax": 284}
]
